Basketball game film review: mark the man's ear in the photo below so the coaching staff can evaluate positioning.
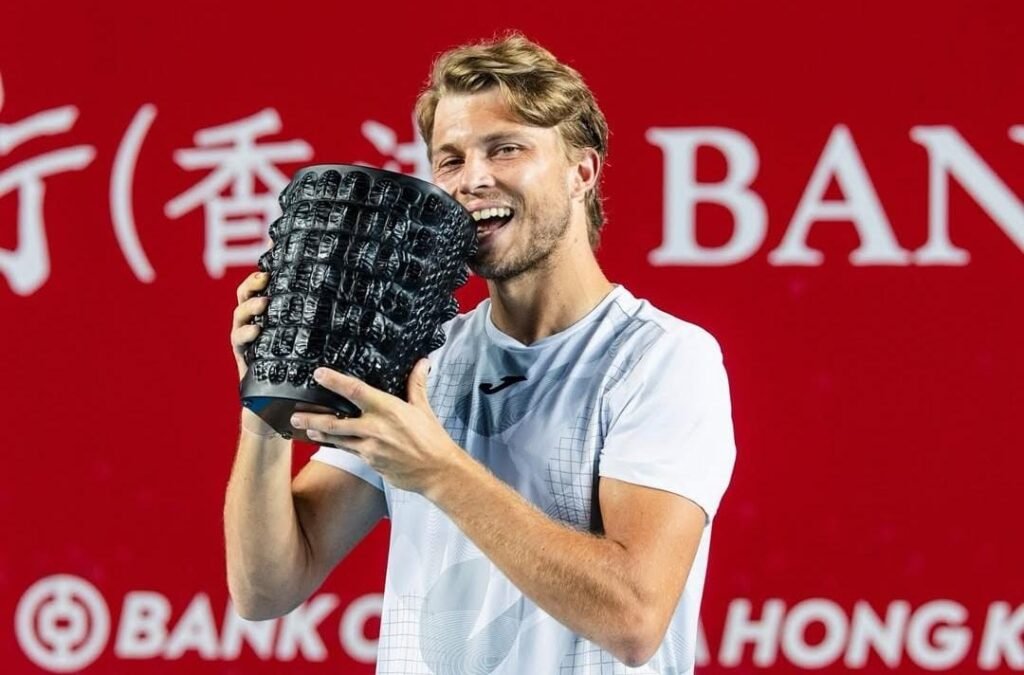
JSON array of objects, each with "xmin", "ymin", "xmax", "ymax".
[{"xmin": 569, "ymin": 147, "xmax": 601, "ymax": 201}]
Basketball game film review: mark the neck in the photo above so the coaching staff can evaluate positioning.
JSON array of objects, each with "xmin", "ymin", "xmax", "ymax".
[{"xmin": 486, "ymin": 227, "xmax": 613, "ymax": 345}]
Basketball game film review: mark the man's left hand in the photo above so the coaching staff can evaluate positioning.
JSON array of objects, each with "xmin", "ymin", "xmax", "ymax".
[{"xmin": 290, "ymin": 359, "xmax": 461, "ymax": 495}]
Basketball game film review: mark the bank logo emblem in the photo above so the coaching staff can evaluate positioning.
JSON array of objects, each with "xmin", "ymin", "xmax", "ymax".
[{"xmin": 16, "ymin": 574, "xmax": 110, "ymax": 673}]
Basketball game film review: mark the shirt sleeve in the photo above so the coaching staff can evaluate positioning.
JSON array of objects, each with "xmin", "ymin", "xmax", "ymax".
[
  {"xmin": 598, "ymin": 326, "xmax": 737, "ymax": 523},
  {"xmin": 311, "ymin": 445, "xmax": 385, "ymax": 491}
]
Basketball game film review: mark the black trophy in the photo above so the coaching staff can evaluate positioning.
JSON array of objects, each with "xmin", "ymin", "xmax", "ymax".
[{"xmin": 239, "ymin": 164, "xmax": 475, "ymax": 441}]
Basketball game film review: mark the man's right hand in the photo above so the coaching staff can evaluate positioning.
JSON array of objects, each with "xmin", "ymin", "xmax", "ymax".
[
  {"xmin": 231, "ymin": 271, "xmax": 270, "ymax": 382},
  {"xmin": 231, "ymin": 270, "xmax": 274, "ymax": 437}
]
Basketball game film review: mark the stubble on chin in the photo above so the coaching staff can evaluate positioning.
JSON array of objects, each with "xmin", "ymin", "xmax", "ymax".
[
  {"xmin": 471, "ymin": 247, "xmax": 553, "ymax": 282},
  {"xmin": 471, "ymin": 203, "xmax": 572, "ymax": 282}
]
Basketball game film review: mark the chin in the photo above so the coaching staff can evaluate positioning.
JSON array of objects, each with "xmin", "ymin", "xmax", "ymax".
[
  {"xmin": 472, "ymin": 249, "xmax": 554, "ymax": 282},
  {"xmin": 468, "ymin": 260, "xmax": 506, "ymax": 281},
  {"xmin": 470, "ymin": 255, "xmax": 511, "ymax": 281},
  {"xmin": 469, "ymin": 245, "xmax": 509, "ymax": 279}
]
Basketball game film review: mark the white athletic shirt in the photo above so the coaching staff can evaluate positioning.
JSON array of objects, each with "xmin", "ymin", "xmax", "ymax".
[{"xmin": 311, "ymin": 285, "xmax": 736, "ymax": 674}]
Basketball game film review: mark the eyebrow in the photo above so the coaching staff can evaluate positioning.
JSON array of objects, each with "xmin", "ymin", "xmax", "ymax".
[{"xmin": 434, "ymin": 131, "xmax": 529, "ymax": 157}]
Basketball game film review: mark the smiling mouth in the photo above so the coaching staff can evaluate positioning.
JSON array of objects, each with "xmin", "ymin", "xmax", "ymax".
[{"xmin": 471, "ymin": 207, "xmax": 515, "ymax": 238}]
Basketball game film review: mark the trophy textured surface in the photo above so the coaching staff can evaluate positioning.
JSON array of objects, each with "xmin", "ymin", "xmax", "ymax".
[{"xmin": 240, "ymin": 164, "xmax": 475, "ymax": 437}]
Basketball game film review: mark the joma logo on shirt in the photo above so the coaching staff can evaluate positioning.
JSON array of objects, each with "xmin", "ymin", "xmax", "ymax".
[{"xmin": 479, "ymin": 375, "xmax": 527, "ymax": 395}]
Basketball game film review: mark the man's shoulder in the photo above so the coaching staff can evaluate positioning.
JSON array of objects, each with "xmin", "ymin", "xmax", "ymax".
[{"xmin": 608, "ymin": 287, "xmax": 724, "ymax": 362}]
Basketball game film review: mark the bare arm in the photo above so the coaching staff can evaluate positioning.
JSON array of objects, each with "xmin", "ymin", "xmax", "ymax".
[
  {"xmin": 425, "ymin": 454, "xmax": 705, "ymax": 666},
  {"xmin": 224, "ymin": 421, "xmax": 386, "ymax": 619},
  {"xmin": 223, "ymin": 272, "xmax": 386, "ymax": 619}
]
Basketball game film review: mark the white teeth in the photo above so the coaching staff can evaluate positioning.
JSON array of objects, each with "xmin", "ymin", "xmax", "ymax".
[{"xmin": 470, "ymin": 207, "xmax": 512, "ymax": 222}]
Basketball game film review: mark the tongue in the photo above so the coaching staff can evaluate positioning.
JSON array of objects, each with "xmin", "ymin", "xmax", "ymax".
[{"xmin": 477, "ymin": 216, "xmax": 511, "ymax": 233}]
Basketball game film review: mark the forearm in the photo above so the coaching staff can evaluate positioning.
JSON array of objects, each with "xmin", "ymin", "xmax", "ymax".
[
  {"xmin": 223, "ymin": 413, "xmax": 310, "ymax": 619},
  {"xmin": 426, "ymin": 450, "xmax": 657, "ymax": 664}
]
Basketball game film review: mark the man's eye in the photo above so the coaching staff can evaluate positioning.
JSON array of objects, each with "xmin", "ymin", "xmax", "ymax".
[
  {"xmin": 496, "ymin": 145, "xmax": 519, "ymax": 155},
  {"xmin": 438, "ymin": 158, "xmax": 462, "ymax": 169}
]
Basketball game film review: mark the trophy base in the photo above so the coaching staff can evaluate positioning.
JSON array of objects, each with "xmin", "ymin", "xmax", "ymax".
[{"xmin": 240, "ymin": 371, "xmax": 361, "ymax": 443}]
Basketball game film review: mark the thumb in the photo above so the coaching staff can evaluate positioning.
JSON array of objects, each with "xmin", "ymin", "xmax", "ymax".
[{"xmin": 407, "ymin": 358, "xmax": 431, "ymax": 408}]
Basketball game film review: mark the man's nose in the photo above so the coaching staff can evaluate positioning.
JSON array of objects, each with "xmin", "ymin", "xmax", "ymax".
[{"xmin": 457, "ymin": 153, "xmax": 496, "ymax": 195}]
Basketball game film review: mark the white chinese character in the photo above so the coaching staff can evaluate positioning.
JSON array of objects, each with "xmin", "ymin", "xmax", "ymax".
[
  {"xmin": 111, "ymin": 103, "xmax": 158, "ymax": 283},
  {"xmin": 360, "ymin": 114, "xmax": 431, "ymax": 181},
  {"xmin": 0, "ymin": 72, "xmax": 96, "ymax": 295},
  {"xmin": 165, "ymin": 108, "xmax": 313, "ymax": 278}
]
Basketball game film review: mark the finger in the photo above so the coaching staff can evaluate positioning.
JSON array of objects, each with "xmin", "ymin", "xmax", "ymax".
[
  {"xmin": 306, "ymin": 430, "xmax": 364, "ymax": 454},
  {"xmin": 407, "ymin": 358, "xmax": 431, "ymax": 408},
  {"xmin": 231, "ymin": 324, "xmax": 261, "ymax": 352},
  {"xmin": 232, "ymin": 296, "xmax": 270, "ymax": 328},
  {"xmin": 291, "ymin": 412, "xmax": 373, "ymax": 438},
  {"xmin": 312, "ymin": 368, "xmax": 390, "ymax": 412},
  {"xmin": 236, "ymin": 271, "xmax": 269, "ymax": 304}
]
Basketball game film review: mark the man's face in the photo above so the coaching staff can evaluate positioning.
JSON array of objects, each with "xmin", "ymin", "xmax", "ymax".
[{"xmin": 430, "ymin": 88, "xmax": 577, "ymax": 281}]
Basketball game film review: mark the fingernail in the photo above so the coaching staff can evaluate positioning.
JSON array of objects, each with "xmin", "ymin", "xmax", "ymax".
[
  {"xmin": 313, "ymin": 368, "xmax": 325, "ymax": 381},
  {"xmin": 290, "ymin": 415, "xmax": 302, "ymax": 427}
]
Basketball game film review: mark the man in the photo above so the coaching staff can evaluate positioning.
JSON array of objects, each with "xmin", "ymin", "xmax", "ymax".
[{"xmin": 225, "ymin": 34, "xmax": 736, "ymax": 674}]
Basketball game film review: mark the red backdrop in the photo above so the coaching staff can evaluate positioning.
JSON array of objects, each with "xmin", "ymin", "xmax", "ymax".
[{"xmin": 2, "ymin": 1, "xmax": 1022, "ymax": 672}]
